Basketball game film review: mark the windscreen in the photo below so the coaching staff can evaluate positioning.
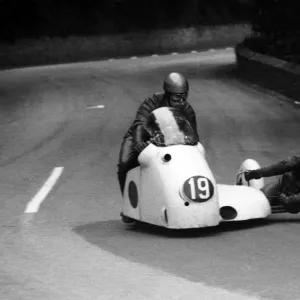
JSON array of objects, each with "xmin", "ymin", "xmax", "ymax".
[{"xmin": 145, "ymin": 107, "xmax": 198, "ymax": 147}]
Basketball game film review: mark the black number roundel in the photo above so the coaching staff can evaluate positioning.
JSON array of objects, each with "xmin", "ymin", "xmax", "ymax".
[{"xmin": 183, "ymin": 176, "xmax": 214, "ymax": 202}]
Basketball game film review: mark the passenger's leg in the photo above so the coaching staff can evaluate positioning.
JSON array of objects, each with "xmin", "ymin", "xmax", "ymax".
[{"xmin": 260, "ymin": 180, "xmax": 282, "ymax": 206}]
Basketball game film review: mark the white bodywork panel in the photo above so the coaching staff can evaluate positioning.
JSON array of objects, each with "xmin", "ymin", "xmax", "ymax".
[
  {"xmin": 217, "ymin": 184, "xmax": 271, "ymax": 221},
  {"xmin": 122, "ymin": 167, "xmax": 141, "ymax": 221},
  {"xmin": 122, "ymin": 143, "xmax": 221, "ymax": 229},
  {"xmin": 138, "ymin": 143, "xmax": 220, "ymax": 229}
]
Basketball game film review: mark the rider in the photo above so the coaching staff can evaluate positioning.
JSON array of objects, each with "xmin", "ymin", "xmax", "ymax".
[
  {"xmin": 245, "ymin": 155, "xmax": 300, "ymax": 213},
  {"xmin": 117, "ymin": 72, "xmax": 198, "ymax": 195}
]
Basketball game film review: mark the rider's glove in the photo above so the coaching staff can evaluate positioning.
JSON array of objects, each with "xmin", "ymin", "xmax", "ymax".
[
  {"xmin": 278, "ymin": 193, "xmax": 300, "ymax": 214},
  {"xmin": 244, "ymin": 169, "xmax": 261, "ymax": 181},
  {"xmin": 135, "ymin": 141, "xmax": 149, "ymax": 153}
]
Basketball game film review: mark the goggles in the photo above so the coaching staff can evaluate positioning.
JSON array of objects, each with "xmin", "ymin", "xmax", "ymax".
[{"xmin": 170, "ymin": 92, "xmax": 188, "ymax": 102}]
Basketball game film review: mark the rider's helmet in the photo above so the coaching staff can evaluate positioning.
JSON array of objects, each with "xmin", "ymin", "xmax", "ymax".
[{"xmin": 163, "ymin": 72, "xmax": 189, "ymax": 94}]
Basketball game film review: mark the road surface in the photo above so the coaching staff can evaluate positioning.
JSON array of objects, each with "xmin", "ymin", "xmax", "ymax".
[{"xmin": 1, "ymin": 49, "xmax": 300, "ymax": 300}]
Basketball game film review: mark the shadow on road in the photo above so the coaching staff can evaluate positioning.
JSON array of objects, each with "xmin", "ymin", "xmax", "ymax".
[{"xmin": 73, "ymin": 215, "xmax": 300, "ymax": 300}]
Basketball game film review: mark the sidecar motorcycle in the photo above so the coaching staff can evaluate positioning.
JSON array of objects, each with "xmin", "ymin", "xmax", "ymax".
[{"xmin": 121, "ymin": 107, "xmax": 272, "ymax": 229}]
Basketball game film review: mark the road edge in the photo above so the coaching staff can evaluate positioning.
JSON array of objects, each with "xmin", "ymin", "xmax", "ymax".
[{"xmin": 235, "ymin": 43, "xmax": 300, "ymax": 106}]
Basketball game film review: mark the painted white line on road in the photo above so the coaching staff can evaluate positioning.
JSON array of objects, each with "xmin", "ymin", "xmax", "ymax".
[
  {"xmin": 86, "ymin": 105, "xmax": 105, "ymax": 109},
  {"xmin": 25, "ymin": 167, "xmax": 64, "ymax": 213}
]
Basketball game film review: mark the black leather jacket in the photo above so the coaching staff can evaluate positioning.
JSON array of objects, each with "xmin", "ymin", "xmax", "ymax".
[
  {"xmin": 258, "ymin": 155, "xmax": 300, "ymax": 202},
  {"xmin": 124, "ymin": 92, "xmax": 198, "ymax": 144}
]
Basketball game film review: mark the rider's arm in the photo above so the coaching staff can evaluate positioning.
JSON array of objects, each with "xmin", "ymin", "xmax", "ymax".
[
  {"xmin": 258, "ymin": 155, "xmax": 300, "ymax": 177},
  {"xmin": 132, "ymin": 96, "xmax": 158, "ymax": 144}
]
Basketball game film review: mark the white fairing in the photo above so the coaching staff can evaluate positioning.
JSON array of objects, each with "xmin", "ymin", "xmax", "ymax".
[
  {"xmin": 122, "ymin": 168, "xmax": 141, "ymax": 221},
  {"xmin": 122, "ymin": 148, "xmax": 272, "ymax": 228},
  {"xmin": 218, "ymin": 184, "xmax": 271, "ymax": 221},
  {"xmin": 142, "ymin": 143, "xmax": 220, "ymax": 228},
  {"xmin": 122, "ymin": 142, "xmax": 221, "ymax": 229},
  {"xmin": 237, "ymin": 158, "xmax": 265, "ymax": 190}
]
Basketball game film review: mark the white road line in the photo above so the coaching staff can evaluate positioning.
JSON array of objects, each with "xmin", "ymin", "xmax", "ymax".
[
  {"xmin": 25, "ymin": 167, "xmax": 64, "ymax": 213},
  {"xmin": 86, "ymin": 105, "xmax": 105, "ymax": 109}
]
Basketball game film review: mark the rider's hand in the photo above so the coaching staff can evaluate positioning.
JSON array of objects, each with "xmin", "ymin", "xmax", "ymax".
[
  {"xmin": 135, "ymin": 141, "xmax": 150, "ymax": 153},
  {"xmin": 278, "ymin": 193, "xmax": 288, "ymax": 204},
  {"xmin": 278, "ymin": 193, "xmax": 300, "ymax": 214},
  {"xmin": 244, "ymin": 169, "xmax": 261, "ymax": 181}
]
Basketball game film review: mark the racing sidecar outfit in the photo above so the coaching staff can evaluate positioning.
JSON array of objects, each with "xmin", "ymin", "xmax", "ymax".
[{"xmin": 117, "ymin": 92, "xmax": 198, "ymax": 195}]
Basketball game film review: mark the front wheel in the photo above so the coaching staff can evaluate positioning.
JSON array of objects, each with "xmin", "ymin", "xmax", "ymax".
[{"xmin": 121, "ymin": 213, "xmax": 136, "ymax": 224}]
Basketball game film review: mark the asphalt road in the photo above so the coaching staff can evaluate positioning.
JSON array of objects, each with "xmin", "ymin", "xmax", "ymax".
[{"xmin": 1, "ymin": 49, "xmax": 300, "ymax": 300}]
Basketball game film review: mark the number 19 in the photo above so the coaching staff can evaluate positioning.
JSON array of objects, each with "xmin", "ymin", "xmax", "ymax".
[{"xmin": 188, "ymin": 177, "xmax": 210, "ymax": 200}]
